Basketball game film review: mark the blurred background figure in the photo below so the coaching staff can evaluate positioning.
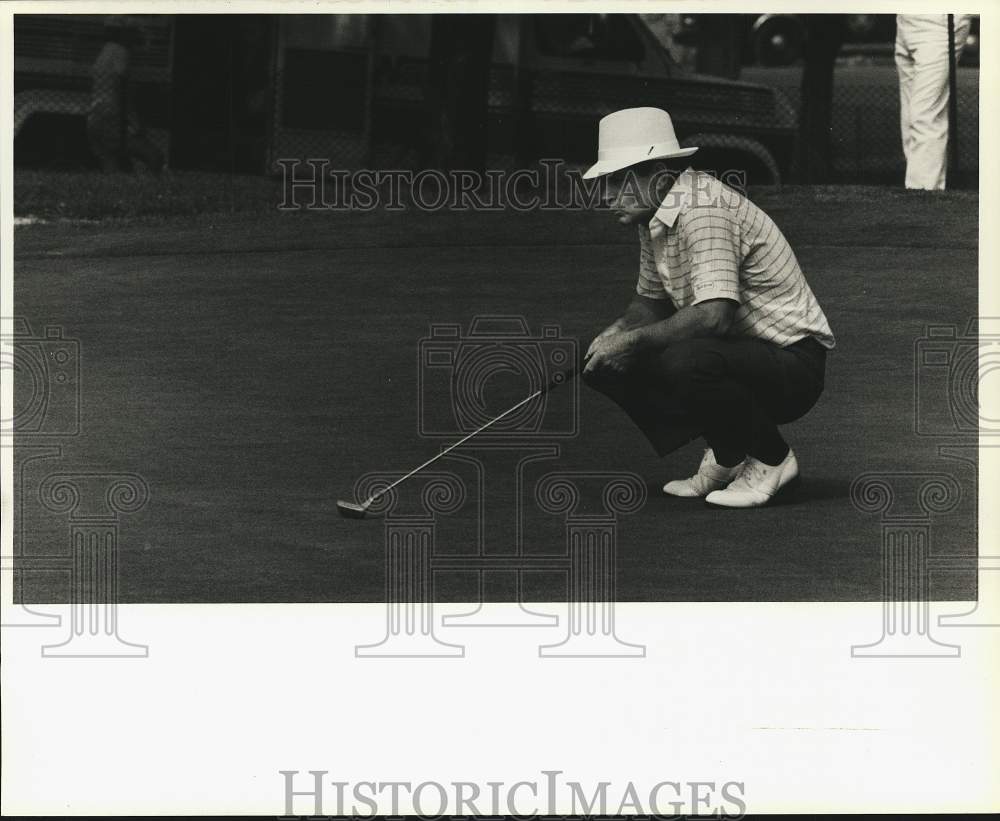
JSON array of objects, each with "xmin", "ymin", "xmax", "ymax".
[
  {"xmin": 895, "ymin": 13, "xmax": 972, "ymax": 190},
  {"xmin": 88, "ymin": 15, "xmax": 165, "ymax": 173}
]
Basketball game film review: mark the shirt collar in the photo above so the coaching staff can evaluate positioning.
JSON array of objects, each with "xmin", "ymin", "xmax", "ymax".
[{"xmin": 651, "ymin": 166, "xmax": 698, "ymax": 230}]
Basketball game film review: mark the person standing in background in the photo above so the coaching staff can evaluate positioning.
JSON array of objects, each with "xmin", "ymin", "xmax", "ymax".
[
  {"xmin": 88, "ymin": 15, "xmax": 164, "ymax": 173},
  {"xmin": 895, "ymin": 14, "xmax": 972, "ymax": 190}
]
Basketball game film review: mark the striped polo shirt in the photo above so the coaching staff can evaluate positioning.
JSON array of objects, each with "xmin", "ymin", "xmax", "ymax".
[{"xmin": 636, "ymin": 168, "xmax": 835, "ymax": 349}]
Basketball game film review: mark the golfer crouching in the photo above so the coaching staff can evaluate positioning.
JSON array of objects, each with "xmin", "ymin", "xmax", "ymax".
[{"xmin": 581, "ymin": 107, "xmax": 835, "ymax": 508}]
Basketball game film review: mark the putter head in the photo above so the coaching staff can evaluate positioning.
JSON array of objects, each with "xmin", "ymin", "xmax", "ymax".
[{"xmin": 336, "ymin": 500, "xmax": 369, "ymax": 519}]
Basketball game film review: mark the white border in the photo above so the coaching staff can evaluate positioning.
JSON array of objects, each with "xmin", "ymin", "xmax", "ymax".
[{"xmin": 2, "ymin": 2, "xmax": 998, "ymax": 816}]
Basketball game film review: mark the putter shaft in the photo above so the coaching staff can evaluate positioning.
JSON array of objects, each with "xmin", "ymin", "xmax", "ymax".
[
  {"xmin": 344, "ymin": 365, "xmax": 578, "ymax": 515},
  {"xmin": 363, "ymin": 387, "xmax": 544, "ymax": 507}
]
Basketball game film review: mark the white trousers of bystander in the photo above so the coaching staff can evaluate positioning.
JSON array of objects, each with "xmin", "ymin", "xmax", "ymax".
[{"xmin": 895, "ymin": 14, "xmax": 972, "ymax": 190}]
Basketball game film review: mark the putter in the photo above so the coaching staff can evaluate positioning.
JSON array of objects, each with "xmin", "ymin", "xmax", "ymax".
[{"xmin": 337, "ymin": 364, "xmax": 580, "ymax": 519}]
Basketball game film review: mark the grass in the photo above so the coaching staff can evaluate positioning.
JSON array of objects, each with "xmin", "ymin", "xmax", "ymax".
[
  {"xmin": 13, "ymin": 186, "xmax": 978, "ymax": 603},
  {"xmin": 14, "ymin": 169, "xmax": 284, "ymax": 221},
  {"xmin": 15, "ymin": 168, "xmax": 980, "ymax": 224}
]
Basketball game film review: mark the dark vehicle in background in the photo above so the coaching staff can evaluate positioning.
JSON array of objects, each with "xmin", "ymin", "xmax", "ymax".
[
  {"xmin": 14, "ymin": 12, "xmax": 797, "ymax": 183},
  {"xmin": 373, "ymin": 13, "xmax": 796, "ymax": 184}
]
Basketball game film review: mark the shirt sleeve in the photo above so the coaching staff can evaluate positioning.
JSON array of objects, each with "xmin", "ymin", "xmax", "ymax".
[
  {"xmin": 677, "ymin": 207, "xmax": 742, "ymax": 305},
  {"xmin": 635, "ymin": 224, "xmax": 669, "ymax": 300}
]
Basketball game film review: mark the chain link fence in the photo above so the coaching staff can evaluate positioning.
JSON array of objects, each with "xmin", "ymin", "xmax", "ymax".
[
  {"xmin": 266, "ymin": 15, "xmax": 375, "ymax": 174},
  {"xmin": 745, "ymin": 60, "xmax": 979, "ymax": 186}
]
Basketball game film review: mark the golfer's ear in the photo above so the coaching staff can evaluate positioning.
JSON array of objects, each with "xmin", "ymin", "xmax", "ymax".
[{"xmin": 652, "ymin": 163, "xmax": 675, "ymax": 195}]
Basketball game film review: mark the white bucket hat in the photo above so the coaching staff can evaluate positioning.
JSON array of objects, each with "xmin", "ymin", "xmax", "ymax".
[{"xmin": 582, "ymin": 107, "xmax": 698, "ymax": 180}]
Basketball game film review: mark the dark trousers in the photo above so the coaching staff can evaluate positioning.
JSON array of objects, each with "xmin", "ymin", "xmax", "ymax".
[
  {"xmin": 583, "ymin": 335, "xmax": 827, "ymax": 463},
  {"xmin": 87, "ymin": 119, "xmax": 165, "ymax": 174}
]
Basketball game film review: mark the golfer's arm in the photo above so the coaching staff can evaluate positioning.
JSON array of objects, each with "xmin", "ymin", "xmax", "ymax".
[
  {"xmin": 627, "ymin": 299, "xmax": 737, "ymax": 351},
  {"xmin": 610, "ymin": 294, "xmax": 675, "ymax": 333}
]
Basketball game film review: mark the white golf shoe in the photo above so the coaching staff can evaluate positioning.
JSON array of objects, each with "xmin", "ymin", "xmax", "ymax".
[
  {"xmin": 705, "ymin": 449, "xmax": 799, "ymax": 508},
  {"xmin": 663, "ymin": 448, "xmax": 745, "ymax": 498}
]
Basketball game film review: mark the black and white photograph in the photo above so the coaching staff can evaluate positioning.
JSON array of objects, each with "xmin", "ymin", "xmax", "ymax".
[{"xmin": 2, "ymin": 2, "xmax": 998, "ymax": 816}]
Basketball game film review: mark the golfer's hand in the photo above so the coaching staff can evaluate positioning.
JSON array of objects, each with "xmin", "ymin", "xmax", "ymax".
[
  {"xmin": 585, "ymin": 322, "xmax": 625, "ymax": 360},
  {"xmin": 583, "ymin": 330, "xmax": 636, "ymax": 377}
]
